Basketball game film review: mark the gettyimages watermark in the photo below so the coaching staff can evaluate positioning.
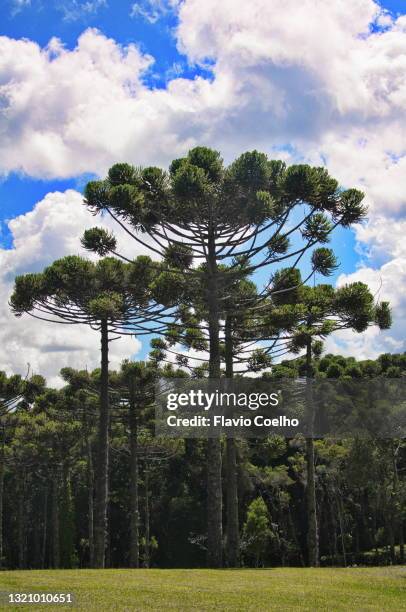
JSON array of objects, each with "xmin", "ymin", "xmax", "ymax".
[{"xmin": 155, "ymin": 378, "xmax": 406, "ymax": 438}]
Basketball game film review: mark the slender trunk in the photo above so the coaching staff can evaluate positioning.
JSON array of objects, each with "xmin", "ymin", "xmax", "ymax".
[
  {"xmin": 288, "ymin": 505, "xmax": 305, "ymax": 567},
  {"xmin": 388, "ymin": 517, "xmax": 395, "ymax": 564},
  {"xmin": 373, "ymin": 498, "xmax": 379, "ymax": 555},
  {"xmin": 206, "ymin": 232, "xmax": 222, "ymax": 568},
  {"xmin": 387, "ymin": 449, "xmax": 395, "ymax": 565},
  {"xmin": 129, "ymin": 391, "xmax": 140, "ymax": 568},
  {"xmin": 225, "ymin": 315, "xmax": 239, "ymax": 567},
  {"xmin": 144, "ymin": 461, "xmax": 150, "ymax": 569},
  {"xmin": 355, "ymin": 522, "xmax": 360, "ymax": 556},
  {"xmin": 0, "ymin": 423, "xmax": 4, "ymax": 568},
  {"xmin": 276, "ymin": 498, "xmax": 285, "ymax": 566},
  {"xmin": 305, "ymin": 339, "xmax": 319, "ymax": 566},
  {"xmin": 326, "ymin": 503, "xmax": 334, "ymax": 566},
  {"xmin": 41, "ymin": 486, "xmax": 48, "ymax": 569},
  {"xmin": 51, "ymin": 470, "xmax": 60, "ymax": 569},
  {"xmin": 33, "ymin": 494, "xmax": 41, "ymax": 569},
  {"xmin": 105, "ymin": 511, "xmax": 111, "ymax": 569},
  {"xmin": 225, "ymin": 440, "xmax": 239, "ymax": 566},
  {"xmin": 337, "ymin": 493, "xmax": 346, "ymax": 567},
  {"xmin": 93, "ymin": 318, "xmax": 110, "ymax": 568},
  {"xmin": 17, "ymin": 475, "xmax": 25, "ymax": 569},
  {"xmin": 331, "ymin": 495, "xmax": 338, "ymax": 564},
  {"xmin": 86, "ymin": 431, "xmax": 94, "ymax": 568},
  {"xmin": 393, "ymin": 442, "xmax": 403, "ymax": 564},
  {"xmin": 60, "ymin": 463, "xmax": 74, "ymax": 568},
  {"xmin": 306, "ymin": 437, "xmax": 319, "ymax": 565}
]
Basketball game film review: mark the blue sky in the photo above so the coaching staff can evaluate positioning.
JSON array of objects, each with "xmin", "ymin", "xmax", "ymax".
[
  {"xmin": 0, "ymin": 0, "xmax": 405, "ymax": 380},
  {"xmin": 0, "ymin": 1, "xmax": 212, "ymax": 85}
]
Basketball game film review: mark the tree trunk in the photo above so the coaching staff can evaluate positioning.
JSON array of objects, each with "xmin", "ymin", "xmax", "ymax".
[
  {"xmin": 51, "ymin": 470, "xmax": 60, "ymax": 569},
  {"xmin": 387, "ymin": 446, "xmax": 395, "ymax": 565},
  {"xmin": 0, "ymin": 423, "xmax": 4, "ymax": 568},
  {"xmin": 288, "ymin": 505, "xmax": 305, "ymax": 567},
  {"xmin": 206, "ymin": 232, "xmax": 222, "ymax": 568},
  {"xmin": 86, "ymin": 430, "xmax": 94, "ymax": 568},
  {"xmin": 60, "ymin": 463, "xmax": 74, "ymax": 568},
  {"xmin": 331, "ymin": 495, "xmax": 338, "ymax": 564},
  {"xmin": 93, "ymin": 318, "xmax": 110, "ymax": 568},
  {"xmin": 144, "ymin": 460, "xmax": 150, "ymax": 569},
  {"xmin": 225, "ymin": 315, "xmax": 239, "ymax": 567},
  {"xmin": 32, "ymin": 489, "xmax": 43, "ymax": 569},
  {"xmin": 17, "ymin": 475, "xmax": 26, "ymax": 569},
  {"xmin": 337, "ymin": 494, "xmax": 346, "ymax": 567},
  {"xmin": 41, "ymin": 486, "xmax": 48, "ymax": 569},
  {"xmin": 399, "ymin": 520, "xmax": 404, "ymax": 565},
  {"xmin": 305, "ymin": 340, "xmax": 319, "ymax": 566},
  {"xmin": 388, "ymin": 517, "xmax": 395, "ymax": 564},
  {"xmin": 129, "ymin": 391, "xmax": 140, "ymax": 568},
  {"xmin": 392, "ymin": 442, "xmax": 403, "ymax": 565}
]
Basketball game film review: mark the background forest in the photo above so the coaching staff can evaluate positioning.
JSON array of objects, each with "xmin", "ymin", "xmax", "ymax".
[{"xmin": 1, "ymin": 352, "xmax": 406, "ymax": 570}]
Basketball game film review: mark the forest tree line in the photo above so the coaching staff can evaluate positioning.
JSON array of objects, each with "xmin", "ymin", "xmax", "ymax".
[{"xmin": 1, "ymin": 351, "xmax": 405, "ymax": 569}]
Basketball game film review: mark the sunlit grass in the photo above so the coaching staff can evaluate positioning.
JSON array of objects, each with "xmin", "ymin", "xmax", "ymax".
[{"xmin": 0, "ymin": 566, "xmax": 405, "ymax": 611}]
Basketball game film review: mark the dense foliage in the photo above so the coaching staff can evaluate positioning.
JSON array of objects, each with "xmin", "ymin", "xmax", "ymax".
[{"xmin": 1, "ymin": 352, "xmax": 405, "ymax": 569}]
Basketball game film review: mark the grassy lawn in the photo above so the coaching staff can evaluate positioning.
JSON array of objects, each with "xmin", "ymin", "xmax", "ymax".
[{"xmin": 0, "ymin": 567, "xmax": 405, "ymax": 611}]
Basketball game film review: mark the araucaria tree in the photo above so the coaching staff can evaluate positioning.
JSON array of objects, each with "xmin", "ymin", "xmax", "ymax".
[
  {"xmin": 9, "ymin": 255, "xmax": 163, "ymax": 568},
  {"xmin": 115, "ymin": 360, "xmax": 157, "ymax": 568},
  {"xmin": 264, "ymin": 275, "xmax": 391, "ymax": 566},
  {"xmin": 82, "ymin": 147, "xmax": 368, "ymax": 567}
]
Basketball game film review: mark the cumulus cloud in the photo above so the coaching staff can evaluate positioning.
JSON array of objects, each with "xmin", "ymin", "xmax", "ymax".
[
  {"xmin": 175, "ymin": 0, "xmax": 406, "ymax": 211},
  {"xmin": 322, "ymin": 215, "xmax": 406, "ymax": 358},
  {"xmin": 0, "ymin": 190, "xmax": 149, "ymax": 386},
  {"xmin": 353, "ymin": 217, "xmax": 406, "ymax": 263},
  {"xmin": 2, "ymin": 0, "xmax": 406, "ymax": 360},
  {"xmin": 0, "ymin": 2, "xmax": 405, "ymax": 213},
  {"xmin": 0, "ymin": 29, "xmax": 155, "ymax": 177},
  {"xmin": 0, "ymin": 0, "xmax": 400, "ymax": 181},
  {"xmin": 184, "ymin": 1, "xmax": 395, "ymax": 220},
  {"xmin": 324, "ymin": 252, "xmax": 406, "ymax": 359}
]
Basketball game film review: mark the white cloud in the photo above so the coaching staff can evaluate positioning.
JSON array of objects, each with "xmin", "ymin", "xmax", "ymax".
[
  {"xmin": 58, "ymin": 0, "xmax": 108, "ymax": 22},
  {"xmin": 174, "ymin": 0, "xmax": 406, "ymax": 211},
  {"xmin": 324, "ymin": 254, "xmax": 406, "ymax": 359},
  {"xmin": 0, "ymin": 29, "xmax": 157, "ymax": 177},
  {"xmin": 11, "ymin": 0, "xmax": 31, "ymax": 12},
  {"xmin": 353, "ymin": 217, "xmax": 406, "ymax": 262},
  {"xmin": 10, "ymin": 1, "xmax": 108, "ymax": 20},
  {"xmin": 0, "ymin": 2, "xmax": 405, "ymax": 209},
  {"xmin": 2, "ymin": 0, "xmax": 406, "ymax": 360},
  {"xmin": 130, "ymin": 0, "xmax": 179, "ymax": 24},
  {"xmin": 321, "ymin": 215, "xmax": 406, "ymax": 358},
  {"xmin": 0, "ymin": 190, "xmax": 149, "ymax": 386}
]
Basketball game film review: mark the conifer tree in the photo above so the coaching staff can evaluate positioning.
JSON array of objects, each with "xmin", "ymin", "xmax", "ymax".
[
  {"xmin": 264, "ymin": 275, "xmax": 391, "ymax": 566},
  {"xmin": 82, "ymin": 147, "xmax": 369, "ymax": 566},
  {"xmin": 9, "ymin": 255, "xmax": 174, "ymax": 568}
]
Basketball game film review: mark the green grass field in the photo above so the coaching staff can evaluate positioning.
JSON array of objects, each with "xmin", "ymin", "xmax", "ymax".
[{"xmin": 0, "ymin": 567, "xmax": 405, "ymax": 611}]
